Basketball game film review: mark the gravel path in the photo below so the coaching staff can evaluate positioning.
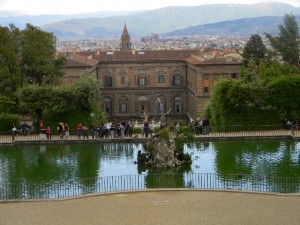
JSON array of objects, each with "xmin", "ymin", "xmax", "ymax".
[{"xmin": 0, "ymin": 190, "xmax": 299, "ymax": 225}]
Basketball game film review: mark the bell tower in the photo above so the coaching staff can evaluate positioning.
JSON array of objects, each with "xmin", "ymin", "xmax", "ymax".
[{"xmin": 120, "ymin": 23, "xmax": 131, "ymax": 51}]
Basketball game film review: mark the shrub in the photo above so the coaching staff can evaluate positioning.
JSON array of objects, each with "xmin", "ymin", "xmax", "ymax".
[
  {"xmin": 0, "ymin": 97, "xmax": 17, "ymax": 114},
  {"xmin": 133, "ymin": 127, "xmax": 142, "ymax": 135},
  {"xmin": 42, "ymin": 111, "xmax": 92, "ymax": 135},
  {"xmin": 0, "ymin": 114, "xmax": 20, "ymax": 133}
]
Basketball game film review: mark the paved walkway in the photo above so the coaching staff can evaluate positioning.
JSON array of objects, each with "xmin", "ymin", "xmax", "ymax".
[
  {"xmin": 0, "ymin": 190, "xmax": 299, "ymax": 225},
  {"xmin": 1, "ymin": 129, "xmax": 300, "ymax": 145}
]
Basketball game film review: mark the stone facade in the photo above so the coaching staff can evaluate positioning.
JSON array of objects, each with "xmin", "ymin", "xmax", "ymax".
[
  {"xmin": 62, "ymin": 26, "xmax": 243, "ymax": 124},
  {"xmin": 95, "ymin": 48, "xmax": 242, "ymax": 123}
]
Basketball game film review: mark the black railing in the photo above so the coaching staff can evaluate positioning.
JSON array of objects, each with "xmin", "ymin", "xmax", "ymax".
[
  {"xmin": 1, "ymin": 125, "xmax": 300, "ymax": 144},
  {"xmin": 0, "ymin": 173, "xmax": 299, "ymax": 200}
]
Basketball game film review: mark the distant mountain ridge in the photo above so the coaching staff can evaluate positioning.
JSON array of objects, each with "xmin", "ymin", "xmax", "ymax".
[
  {"xmin": 1, "ymin": 2, "xmax": 300, "ymax": 38},
  {"xmin": 0, "ymin": 11, "xmax": 141, "ymax": 29},
  {"xmin": 164, "ymin": 15, "xmax": 300, "ymax": 36}
]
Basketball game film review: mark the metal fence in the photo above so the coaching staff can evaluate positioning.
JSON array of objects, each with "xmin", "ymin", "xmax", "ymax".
[
  {"xmin": 1, "ymin": 125, "xmax": 300, "ymax": 144},
  {"xmin": 0, "ymin": 173, "xmax": 299, "ymax": 200}
]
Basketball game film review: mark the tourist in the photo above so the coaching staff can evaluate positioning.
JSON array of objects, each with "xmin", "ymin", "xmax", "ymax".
[
  {"xmin": 144, "ymin": 121, "xmax": 149, "ymax": 137},
  {"xmin": 90, "ymin": 124, "xmax": 95, "ymax": 138},
  {"xmin": 76, "ymin": 123, "xmax": 83, "ymax": 139},
  {"xmin": 46, "ymin": 125, "xmax": 52, "ymax": 140},
  {"xmin": 58, "ymin": 122, "xmax": 64, "ymax": 139},
  {"xmin": 120, "ymin": 122, "xmax": 125, "ymax": 138},
  {"xmin": 20, "ymin": 123, "xmax": 31, "ymax": 135},
  {"xmin": 198, "ymin": 119, "xmax": 203, "ymax": 135},
  {"xmin": 64, "ymin": 123, "xmax": 69, "ymax": 139},
  {"xmin": 105, "ymin": 122, "xmax": 111, "ymax": 138},
  {"xmin": 39, "ymin": 124, "xmax": 46, "ymax": 140},
  {"xmin": 82, "ymin": 125, "xmax": 89, "ymax": 139},
  {"xmin": 11, "ymin": 124, "xmax": 17, "ymax": 136},
  {"xmin": 149, "ymin": 121, "xmax": 154, "ymax": 137},
  {"xmin": 128, "ymin": 121, "xmax": 133, "ymax": 137},
  {"xmin": 202, "ymin": 117, "xmax": 210, "ymax": 135}
]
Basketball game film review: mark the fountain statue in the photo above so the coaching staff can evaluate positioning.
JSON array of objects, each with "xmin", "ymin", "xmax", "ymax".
[
  {"xmin": 155, "ymin": 97, "xmax": 171, "ymax": 128},
  {"xmin": 137, "ymin": 98, "xmax": 192, "ymax": 168}
]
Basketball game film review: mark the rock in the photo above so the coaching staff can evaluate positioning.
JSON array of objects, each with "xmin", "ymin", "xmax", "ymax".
[{"xmin": 138, "ymin": 129, "xmax": 188, "ymax": 168}]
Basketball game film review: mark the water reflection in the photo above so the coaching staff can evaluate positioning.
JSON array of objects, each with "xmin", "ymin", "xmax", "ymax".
[{"xmin": 0, "ymin": 140, "xmax": 299, "ymax": 199}]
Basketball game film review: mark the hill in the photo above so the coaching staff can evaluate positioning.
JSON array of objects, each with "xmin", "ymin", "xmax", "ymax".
[
  {"xmin": 1, "ymin": 2, "xmax": 300, "ymax": 38},
  {"xmin": 0, "ymin": 11, "xmax": 140, "ymax": 29},
  {"xmin": 40, "ymin": 2, "xmax": 300, "ymax": 38},
  {"xmin": 164, "ymin": 15, "xmax": 300, "ymax": 36}
]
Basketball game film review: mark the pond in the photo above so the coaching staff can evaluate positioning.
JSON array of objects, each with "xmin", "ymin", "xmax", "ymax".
[{"xmin": 0, "ymin": 139, "xmax": 299, "ymax": 198}]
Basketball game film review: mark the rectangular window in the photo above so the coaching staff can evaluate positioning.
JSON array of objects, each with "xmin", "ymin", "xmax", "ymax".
[
  {"xmin": 231, "ymin": 73, "xmax": 237, "ymax": 79},
  {"xmin": 204, "ymin": 87, "xmax": 209, "ymax": 93},
  {"xmin": 104, "ymin": 76, "xmax": 112, "ymax": 87},
  {"xmin": 158, "ymin": 75, "xmax": 165, "ymax": 83},
  {"xmin": 138, "ymin": 77, "xmax": 146, "ymax": 86},
  {"xmin": 105, "ymin": 105, "xmax": 111, "ymax": 114},
  {"xmin": 204, "ymin": 74, "xmax": 209, "ymax": 80},
  {"xmin": 175, "ymin": 104, "xmax": 182, "ymax": 113},
  {"xmin": 121, "ymin": 76, "xmax": 125, "ymax": 85},
  {"xmin": 173, "ymin": 75, "xmax": 181, "ymax": 86},
  {"xmin": 121, "ymin": 103, "xmax": 127, "ymax": 112}
]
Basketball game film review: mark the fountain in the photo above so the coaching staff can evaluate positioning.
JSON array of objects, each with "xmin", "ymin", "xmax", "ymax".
[{"xmin": 137, "ymin": 98, "xmax": 192, "ymax": 167}]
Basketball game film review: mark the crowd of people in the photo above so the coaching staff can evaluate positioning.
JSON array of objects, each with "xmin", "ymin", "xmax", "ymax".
[
  {"xmin": 191, "ymin": 117, "xmax": 210, "ymax": 135},
  {"xmin": 283, "ymin": 118, "xmax": 300, "ymax": 130},
  {"xmin": 12, "ymin": 116, "xmax": 300, "ymax": 140}
]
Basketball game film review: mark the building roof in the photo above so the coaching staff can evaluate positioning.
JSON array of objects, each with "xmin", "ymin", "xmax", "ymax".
[
  {"xmin": 185, "ymin": 56, "xmax": 243, "ymax": 65},
  {"xmin": 65, "ymin": 59, "xmax": 91, "ymax": 68},
  {"xmin": 97, "ymin": 50, "xmax": 199, "ymax": 63}
]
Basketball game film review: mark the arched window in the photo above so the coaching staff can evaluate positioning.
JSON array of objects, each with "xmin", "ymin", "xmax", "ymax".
[
  {"xmin": 119, "ymin": 96, "xmax": 129, "ymax": 114},
  {"xmin": 174, "ymin": 96, "xmax": 182, "ymax": 114},
  {"xmin": 137, "ymin": 96, "xmax": 148, "ymax": 114},
  {"xmin": 103, "ymin": 97, "xmax": 112, "ymax": 115},
  {"xmin": 173, "ymin": 71, "xmax": 182, "ymax": 86}
]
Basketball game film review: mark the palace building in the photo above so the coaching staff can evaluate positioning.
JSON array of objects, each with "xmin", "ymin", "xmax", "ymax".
[{"xmin": 63, "ymin": 24, "xmax": 243, "ymax": 123}]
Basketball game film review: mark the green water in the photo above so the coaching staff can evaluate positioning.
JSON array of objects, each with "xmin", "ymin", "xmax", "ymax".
[
  {"xmin": 186, "ymin": 140, "xmax": 300, "ymax": 178},
  {"xmin": 0, "ymin": 140, "xmax": 299, "ymax": 198}
]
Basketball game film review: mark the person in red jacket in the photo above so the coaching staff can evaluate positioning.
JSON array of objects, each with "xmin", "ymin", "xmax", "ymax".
[
  {"xmin": 76, "ymin": 123, "xmax": 83, "ymax": 139},
  {"xmin": 46, "ymin": 125, "xmax": 52, "ymax": 140}
]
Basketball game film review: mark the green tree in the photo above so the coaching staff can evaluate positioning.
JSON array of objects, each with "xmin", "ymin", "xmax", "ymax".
[
  {"xmin": 242, "ymin": 34, "xmax": 266, "ymax": 66},
  {"xmin": 18, "ymin": 74, "xmax": 103, "ymax": 125},
  {"xmin": 267, "ymin": 75, "xmax": 300, "ymax": 118},
  {"xmin": 21, "ymin": 24, "xmax": 66, "ymax": 85},
  {"xmin": 0, "ymin": 25, "xmax": 22, "ymax": 97},
  {"xmin": 18, "ymin": 85, "xmax": 75, "ymax": 120},
  {"xmin": 73, "ymin": 74, "xmax": 105, "ymax": 124},
  {"xmin": 265, "ymin": 13, "xmax": 300, "ymax": 66},
  {"xmin": 258, "ymin": 61, "xmax": 300, "ymax": 81}
]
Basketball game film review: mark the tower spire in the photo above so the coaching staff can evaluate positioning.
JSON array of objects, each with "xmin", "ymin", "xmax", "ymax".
[{"xmin": 120, "ymin": 23, "xmax": 131, "ymax": 51}]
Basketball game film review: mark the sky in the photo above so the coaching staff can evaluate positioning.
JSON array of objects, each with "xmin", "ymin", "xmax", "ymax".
[{"xmin": 0, "ymin": 0, "xmax": 299, "ymax": 15}]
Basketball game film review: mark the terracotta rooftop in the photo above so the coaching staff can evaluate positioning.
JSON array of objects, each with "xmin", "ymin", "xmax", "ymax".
[
  {"xmin": 185, "ymin": 57, "xmax": 243, "ymax": 65},
  {"xmin": 65, "ymin": 59, "xmax": 91, "ymax": 68},
  {"xmin": 97, "ymin": 50, "xmax": 199, "ymax": 62}
]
